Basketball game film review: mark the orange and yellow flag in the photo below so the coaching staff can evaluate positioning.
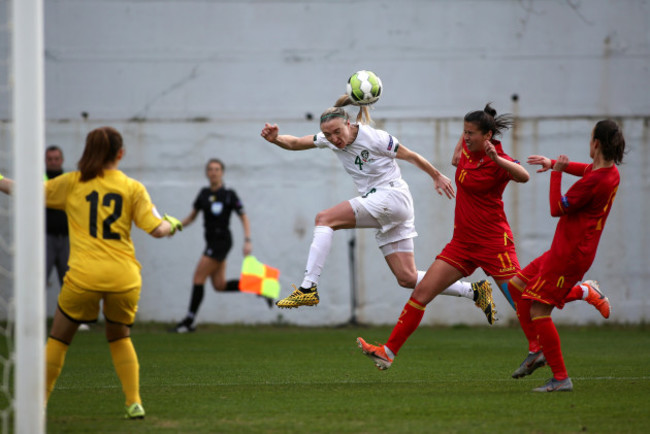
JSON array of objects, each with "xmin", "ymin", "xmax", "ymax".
[{"xmin": 238, "ymin": 255, "xmax": 280, "ymax": 299}]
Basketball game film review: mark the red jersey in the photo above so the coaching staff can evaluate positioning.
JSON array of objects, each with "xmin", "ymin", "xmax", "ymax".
[
  {"xmin": 453, "ymin": 139, "xmax": 518, "ymax": 247},
  {"xmin": 543, "ymin": 163, "xmax": 620, "ymax": 272}
]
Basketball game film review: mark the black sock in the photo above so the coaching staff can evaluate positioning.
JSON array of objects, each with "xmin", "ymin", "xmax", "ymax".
[
  {"xmin": 188, "ymin": 284, "xmax": 205, "ymax": 319},
  {"xmin": 300, "ymin": 284, "xmax": 316, "ymax": 292},
  {"xmin": 225, "ymin": 280, "xmax": 240, "ymax": 292}
]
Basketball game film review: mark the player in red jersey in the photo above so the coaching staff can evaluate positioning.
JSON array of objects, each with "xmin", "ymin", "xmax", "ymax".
[
  {"xmin": 513, "ymin": 119, "xmax": 625, "ymax": 392},
  {"xmin": 357, "ymin": 103, "xmax": 531, "ymax": 369},
  {"xmin": 508, "ymin": 252, "xmax": 611, "ymax": 380}
]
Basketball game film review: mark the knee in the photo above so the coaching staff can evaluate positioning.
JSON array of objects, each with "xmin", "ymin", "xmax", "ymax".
[
  {"xmin": 395, "ymin": 272, "xmax": 417, "ymax": 289},
  {"xmin": 529, "ymin": 301, "xmax": 552, "ymax": 319},
  {"xmin": 314, "ymin": 211, "xmax": 330, "ymax": 227},
  {"xmin": 193, "ymin": 270, "xmax": 206, "ymax": 283},
  {"xmin": 211, "ymin": 279, "xmax": 226, "ymax": 291},
  {"xmin": 314, "ymin": 209, "xmax": 340, "ymax": 228},
  {"xmin": 105, "ymin": 324, "xmax": 130, "ymax": 342}
]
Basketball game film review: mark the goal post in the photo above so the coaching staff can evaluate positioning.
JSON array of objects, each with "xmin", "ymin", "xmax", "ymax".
[{"xmin": 12, "ymin": 0, "xmax": 46, "ymax": 432}]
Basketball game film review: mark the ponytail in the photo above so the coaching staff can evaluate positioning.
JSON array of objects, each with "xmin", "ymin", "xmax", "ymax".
[
  {"xmin": 464, "ymin": 103, "xmax": 514, "ymax": 138},
  {"xmin": 77, "ymin": 126, "xmax": 123, "ymax": 181},
  {"xmin": 333, "ymin": 94, "xmax": 374, "ymax": 125}
]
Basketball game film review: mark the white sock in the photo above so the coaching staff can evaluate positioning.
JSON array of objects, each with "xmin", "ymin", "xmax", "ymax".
[
  {"xmin": 416, "ymin": 271, "xmax": 473, "ymax": 300},
  {"xmin": 384, "ymin": 346, "xmax": 395, "ymax": 359},
  {"xmin": 440, "ymin": 280, "xmax": 474, "ymax": 300},
  {"xmin": 580, "ymin": 284, "xmax": 589, "ymax": 299},
  {"xmin": 301, "ymin": 226, "xmax": 334, "ymax": 288},
  {"xmin": 416, "ymin": 270, "xmax": 426, "ymax": 287}
]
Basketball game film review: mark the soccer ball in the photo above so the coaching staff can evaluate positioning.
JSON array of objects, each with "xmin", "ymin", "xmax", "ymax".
[{"xmin": 346, "ymin": 70, "xmax": 382, "ymax": 106}]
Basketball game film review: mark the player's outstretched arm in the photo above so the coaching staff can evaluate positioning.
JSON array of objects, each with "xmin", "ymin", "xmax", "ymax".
[
  {"xmin": 548, "ymin": 155, "xmax": 569, "ymax": 217},
  {"xmin": 528, "ymin": 154, "xmax": 588, "ymax": 177},
  {"xmin": 151, "ymin": 213, "xmax": 183, "ymax": 238},
  {"xmin": 527, "ymin": 155, "xmax": 553, "ymax": 172},
  {"xmin": 260, "ymin": 123, "xmax": 315, "ymax": 151},
  {"xmin": 396, "ymin": 144, "xmax": 455, "ymax": 199}
]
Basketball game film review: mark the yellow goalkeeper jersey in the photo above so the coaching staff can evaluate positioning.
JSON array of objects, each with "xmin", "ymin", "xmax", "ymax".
[{"xmin": 45, "ymin": 169, "xmax": 163, "ymax": 292}]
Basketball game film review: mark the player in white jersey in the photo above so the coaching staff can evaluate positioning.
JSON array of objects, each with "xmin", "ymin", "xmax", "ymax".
[
  {"xmin": 260, "ymin": 97, "xmax": 497, "ymax": 324},
  {"xmin": 314, "ymin": 123, "xmax": 402, "ymax": 193}
]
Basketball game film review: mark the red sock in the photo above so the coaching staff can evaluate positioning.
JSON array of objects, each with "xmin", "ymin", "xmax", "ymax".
[
  {"xmin": 385, "ymin": 297, "xmax": 426, "ymax": 355},
  {"xmin": 515, "ymin": 298, "xmax": 541, "ymax": 353},
  {"xmin": 533, "ymin": 316, "xmax": 568, "ymax": 380},
  {"xmin": 563, "ymin": 283, "xmax": 584, "ymax": 303},
  {"xmin": 509, "ymin": 281, "xmax": 540, "ymax": 353}
]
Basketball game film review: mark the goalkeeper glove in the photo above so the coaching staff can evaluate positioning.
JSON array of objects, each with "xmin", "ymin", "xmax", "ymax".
[{"xmin": 163, "ymin": 213, "xmax": 183, "ymax": 235}]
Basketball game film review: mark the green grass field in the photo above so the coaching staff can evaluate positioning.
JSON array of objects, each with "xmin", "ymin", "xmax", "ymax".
[{"xmin": 41, "ymin": 324, "xmax": 649, "ymax": 433}]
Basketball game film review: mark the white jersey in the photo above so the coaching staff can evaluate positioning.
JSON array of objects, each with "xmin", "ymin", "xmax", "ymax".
[{"xmin": 313, "ymin": 124, "xmax": 402, "ymax": 195}]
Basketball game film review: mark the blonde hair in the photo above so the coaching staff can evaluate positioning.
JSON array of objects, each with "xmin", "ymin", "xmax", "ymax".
[{"xmin": 333, "ymin": 94, "xmax": 374, "ymax": 125}]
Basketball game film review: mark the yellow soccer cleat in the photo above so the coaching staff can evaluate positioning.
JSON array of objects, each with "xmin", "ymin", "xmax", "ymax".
[
  {"xmin": 472, "ymin": 280, "xmax": 497, "ymax": 325},
  {"xmin": 275, "ymin": 284, "xmax": 319, "ymax": 308},
  {"xmin": 125, "ymin": 402, "xmax": 145, "ymax": 420}
]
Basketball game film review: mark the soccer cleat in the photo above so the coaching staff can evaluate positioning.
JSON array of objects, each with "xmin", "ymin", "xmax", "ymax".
[
  {"xmin": 170, "ymin": 320, "xmax": 195, "ymax": 333},
  {"xmin": 472, "ymin": 280, "xmax": 497, "ymax": 325},
  {"xmin": 125, "ymin": 402, "xmax": 145, "ymax": 419},
  {"xmin": 532, "ymin": 377, "xmax": 573, "ymax": 392},
  {"xmin": 357, "ymin": 337, "xmax": 393, "ymax": 370},
  {"xmin": 583, "ymin": 280, "xmax": 611, "ymax": 319},
  {"xmin": 275, "ymin": 284, "xmax": 319, "ymax": 308},
  {"xmin": 512, "ymin": 351, "xmax": 547, "ymax": 378}
]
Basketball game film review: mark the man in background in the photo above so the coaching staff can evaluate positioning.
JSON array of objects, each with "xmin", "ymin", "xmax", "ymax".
[
  {"xmin": 45, "ymin": 145, "xmax": 69, "ymax": 287},
  {"xmin": 45, "ymin": 145, "xmax": 90, "ymax": 330}
]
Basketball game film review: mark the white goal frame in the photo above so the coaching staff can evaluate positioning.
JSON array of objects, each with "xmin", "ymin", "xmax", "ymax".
[{"xmin": 12, "ymin": 0, "xmax": 45, "ymax": 432}]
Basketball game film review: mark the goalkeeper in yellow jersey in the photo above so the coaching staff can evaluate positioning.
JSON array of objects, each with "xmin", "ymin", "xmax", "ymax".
[{"xmin": 0, "ymin": 126, "xmax": 183, "ymax": 420}]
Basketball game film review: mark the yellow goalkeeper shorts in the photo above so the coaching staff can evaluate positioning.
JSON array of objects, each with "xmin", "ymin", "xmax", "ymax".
[{"xmin": 57, "ymin": 281, "xmax": 140, "ymax": 326}]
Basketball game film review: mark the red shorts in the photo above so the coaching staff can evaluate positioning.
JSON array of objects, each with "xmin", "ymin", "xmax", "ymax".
[
  {"xmin": 436, "ymin": 238, "xmax": 520, "ymax": 280},
  {"xmin": 520, "ymin": 251, "xmax": 585, "ymax": 309}
]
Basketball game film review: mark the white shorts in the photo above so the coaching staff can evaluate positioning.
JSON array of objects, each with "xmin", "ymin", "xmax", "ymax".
[{"xmin": 349, "ymin": 178, "xmax": 417, "ymax": 247}]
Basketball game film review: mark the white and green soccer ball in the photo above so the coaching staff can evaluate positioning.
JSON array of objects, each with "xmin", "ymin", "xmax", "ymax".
[{"xmin": 346, "ymin": 70, "xmax": 382, "ymax": 106}]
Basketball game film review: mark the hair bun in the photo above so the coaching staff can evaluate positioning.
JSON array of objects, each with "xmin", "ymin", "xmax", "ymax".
[{"xmin": 483, "ymin": 103, "xmax": 497, "ymax": 117}]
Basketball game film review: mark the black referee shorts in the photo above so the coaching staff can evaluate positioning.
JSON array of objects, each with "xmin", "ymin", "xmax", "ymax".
[{"xmin": 202, "ymin": 235, "xmax": 233, "ymax": 262}]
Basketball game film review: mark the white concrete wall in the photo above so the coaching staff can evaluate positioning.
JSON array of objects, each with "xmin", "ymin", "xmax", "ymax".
[{"xmin": 1, "ymin": 0, "xmax": 649, "ymax": 325}]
